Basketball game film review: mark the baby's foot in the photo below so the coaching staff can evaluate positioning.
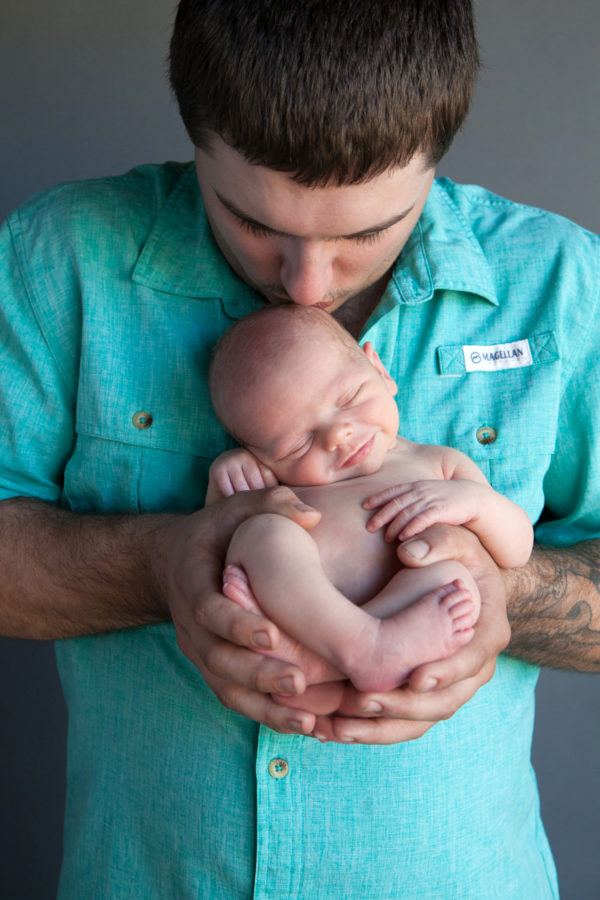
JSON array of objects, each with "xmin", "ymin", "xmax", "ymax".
[
  {"xmin": 435, "ymin": 579, "xmax": 478, "ymax": 636},
  {"xmin": 349, "ymin": 580, "xmax": 477, "ymax": 694},
  {"xmin": 222, "ymin": 563, "xmax": 262, "ymax": 613}
]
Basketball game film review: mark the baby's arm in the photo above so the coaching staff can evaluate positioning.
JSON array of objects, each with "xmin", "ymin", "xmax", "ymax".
[
  {"xmin": 364, "ymin": 449, "xmax": 533, "ymax": 569},
  {"xmin": 206, "ymin": 448, "xmax": 279, "ymax": 504}
]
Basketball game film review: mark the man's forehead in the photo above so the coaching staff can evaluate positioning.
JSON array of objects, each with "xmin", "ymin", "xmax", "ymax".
[
  {"xmin": 214, "ymin": 192, "xmax": 419, "ymax": 242},
  {"xmin": 195, "ymin": 136, "xmax": 433, "ymax": 238}
]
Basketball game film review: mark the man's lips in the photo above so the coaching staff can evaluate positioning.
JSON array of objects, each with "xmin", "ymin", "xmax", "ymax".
[{"xmin": 341, "ymin": 435, "xmax": 375, "ymax": 468}]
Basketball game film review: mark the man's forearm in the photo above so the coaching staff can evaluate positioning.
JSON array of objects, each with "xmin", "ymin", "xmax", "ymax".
[
  {"xmin": 505, "ymin": 539, "xmax": 600, "ymax": 671},
  {"xmin": 0, "ymin": 497, "xmax": 175, "ymax": 639}
]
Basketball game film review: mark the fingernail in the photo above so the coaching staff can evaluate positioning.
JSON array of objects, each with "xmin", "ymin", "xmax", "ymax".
[
  {"xmin": 421, "ymin": 676, "xmax": 439, "ymax": 692},
  {"xmin": 277, "ymin": 676, "xmax": 296, "ymax": 695},
  {"xmin": 252, "ymin": 630, "xmax": 272, "ymax": 649},
  {"xmin": 362, "ymin": 700, "xmax": 383, "ymax": 714},
  {"xmin": 339, "ymin": 734, "xmax": 356, "ymax": 743},
  {"xmin": 287, "ymin": 719, "xmax": 305, "ymax": 732},
  {"xmin": 401, "ymin": 539, "xmax": 430, "ymax": 560},
  {"xmin": 313, "ymin": 731, "xmax": 328, "ymax": 743},
  {"xmin": 294, "ymin": 501, "xmax": 315, "ymax": 512}
]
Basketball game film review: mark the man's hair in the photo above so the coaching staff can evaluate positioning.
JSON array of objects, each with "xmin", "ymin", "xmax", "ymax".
[{"xmin": 169, "ymin": 0, "xmax": 479, "ymax": 186}]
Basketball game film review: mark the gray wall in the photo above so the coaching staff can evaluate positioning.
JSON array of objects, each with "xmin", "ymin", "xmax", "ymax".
[{"xmin": 0, "ymin": 1, "xmax": 598, "ymax": 897}]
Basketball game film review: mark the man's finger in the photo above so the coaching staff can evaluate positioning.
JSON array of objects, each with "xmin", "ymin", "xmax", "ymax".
[
  {"xmin": 206, "ymin": 670, "xmax": 317, "ymax": 735},
  {"xmin": 330, "ymin": 714, "xmax": 435, "ymax": 745},
  {"xmin": 179, "ymin": 613, "xmax": 308, "ymax": 698},
  {"xmin": 209, "ymin": 485, "xmax": 321, "ymax": 551},
  {"xmin": 336, "ymin": 670, "xmax": 487, "ymax": 730},
  {"xmin": 396, "ymin": 522, "xmax": 481, "ymax": 569},
  {"xmin": 195, "ymin": 588, "xmax": 280, "ymax": 650}
]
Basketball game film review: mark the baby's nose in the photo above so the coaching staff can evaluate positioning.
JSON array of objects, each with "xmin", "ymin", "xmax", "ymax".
[{"xmin": 325, "ymin": 421, "xmax": 352, "ymax": 452}]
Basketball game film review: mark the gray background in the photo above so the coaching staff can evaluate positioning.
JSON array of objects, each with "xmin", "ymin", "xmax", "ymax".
[{"xmin": 0, "ymin": 1, "xmax": 598, "ymax": 897}]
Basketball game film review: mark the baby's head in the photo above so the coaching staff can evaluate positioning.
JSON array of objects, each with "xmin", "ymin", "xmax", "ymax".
[{"xmin": 210, "ymin": 305, "xmax": 399, "ymax": 485}]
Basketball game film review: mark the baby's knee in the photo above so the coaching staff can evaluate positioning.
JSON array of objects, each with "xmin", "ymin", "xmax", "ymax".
[{"xmin": 227, "ymin": 513, "xmax": 315, "ymax": 566}]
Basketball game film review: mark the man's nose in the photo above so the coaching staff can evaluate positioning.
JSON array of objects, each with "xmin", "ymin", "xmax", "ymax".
[
  {"xmin": 324, "ymin": 419, "xmax": 352, "ymax": 452},
  {"xmin": 279, "ymin": 239, "xmax": 334, "ymax": 307}
]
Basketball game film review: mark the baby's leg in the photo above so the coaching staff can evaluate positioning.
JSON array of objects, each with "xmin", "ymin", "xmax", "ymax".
[
  {"xmin": 352, "ymin": 560, "xmax": 480, "ymax": 691},
  {"xmin": 225, "ymin": 515, "xmax": 478, "ymax": 696},
  {"xmin": 273, "ymin": 561, "xmax": 480, "ymax": 698},
  {"xmin": 225, "ymin": 514, "xmax": 393, "ymax": 682},
  {"xmin": 223, "ymin": 560, "xmax": 345, "ymax": 712}
]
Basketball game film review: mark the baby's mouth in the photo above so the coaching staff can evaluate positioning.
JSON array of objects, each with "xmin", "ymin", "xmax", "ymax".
[{"xmin": 341, "ymin": 434, "xmax": 375, "ymax": 469}]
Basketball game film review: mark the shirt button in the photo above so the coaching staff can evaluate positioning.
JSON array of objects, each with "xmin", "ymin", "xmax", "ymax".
[
  {"xmin": 476, "ymin": 425, "xmax": 497, "ymax": 445},
  {"xmin": 268, "ymin": 758, "xmax": 289, "ymax": 779},
  {"xmin": 132, "ymin": 411, "xmax": 153, "ymax": 430}
]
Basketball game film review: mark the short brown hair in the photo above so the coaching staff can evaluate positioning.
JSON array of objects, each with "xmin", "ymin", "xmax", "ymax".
[{"xmin": 169, "ymin": 0, "xmax": 479, "ymax": 186}]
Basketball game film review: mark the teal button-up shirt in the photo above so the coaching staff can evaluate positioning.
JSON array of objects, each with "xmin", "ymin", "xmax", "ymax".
[{"xmin": 2, "ymin": 162, "xmax": 598, "ymax": 898}]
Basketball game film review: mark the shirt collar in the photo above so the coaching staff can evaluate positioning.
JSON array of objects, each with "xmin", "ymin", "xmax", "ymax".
[
  {"xmin": 133, "ymin": 167, "xmax": 498, "ymax": 317},
  {"xmin": 132, "ymin": 163, "xmax": 261, "ymax": 318},
  {"xmin": 386, "ymin": 177, "xmax": 499, "ymax": 308}
]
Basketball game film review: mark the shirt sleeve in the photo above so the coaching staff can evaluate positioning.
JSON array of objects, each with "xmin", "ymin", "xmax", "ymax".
[
  {"xmin": 0, "ymin": 208, "xmax": 78, "ymax": 502},
  {"xmin": 535, "ymin": 228, "xmax": 600, "ymax": 547}
]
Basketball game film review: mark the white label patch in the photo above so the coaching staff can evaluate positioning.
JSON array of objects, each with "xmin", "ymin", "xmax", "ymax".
[{"xmin": 462, "ymin": 339, "xmax": 533, "ymax": 372}]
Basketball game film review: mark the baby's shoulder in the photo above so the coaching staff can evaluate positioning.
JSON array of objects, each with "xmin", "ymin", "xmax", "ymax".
[{"xmin": 384, "ymin": 438, "xmax": 450, "ymax": 478}]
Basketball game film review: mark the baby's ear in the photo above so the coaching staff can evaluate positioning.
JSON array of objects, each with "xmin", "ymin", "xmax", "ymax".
[{"xmin": 362, "ymin": 342, "xmax": 397, "ymax": 395}]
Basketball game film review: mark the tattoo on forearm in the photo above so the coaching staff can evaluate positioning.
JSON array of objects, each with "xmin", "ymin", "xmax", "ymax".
[{"xmin": 506, "ymin": 540, "xmax": 600, "ymax": 671}]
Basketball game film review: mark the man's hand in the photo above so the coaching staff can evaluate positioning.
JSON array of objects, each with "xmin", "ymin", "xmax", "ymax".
[
  {"xmin": 160, "ymin": 486, "xmax": 325, "ymax": 735},
  {"xmin": 313, "ymin": 523, "xmax": 510, "ymax": 744}
]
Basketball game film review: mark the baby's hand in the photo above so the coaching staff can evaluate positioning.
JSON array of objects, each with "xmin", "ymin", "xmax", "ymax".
[
  {"xmin": 363, "ymin": 479, "xmax": 481, "ymax": 542},
  {"xmin": 209, "ymin": 448, "xmax": 279, "ymax": 498}
]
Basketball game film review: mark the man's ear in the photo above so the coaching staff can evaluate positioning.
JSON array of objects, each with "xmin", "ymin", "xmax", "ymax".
[{"xmin": 362, "ymin": 342, "xmax": 397, "ymax": 395}]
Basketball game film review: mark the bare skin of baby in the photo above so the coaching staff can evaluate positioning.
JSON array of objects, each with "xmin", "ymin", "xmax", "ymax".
[
  {"xmin": 220, "ymin": 446, "xmax": 480, "ymax": 713},
  {"xmin": 208, "ymin": 306, "xmax": 533, "ymax": 715}
]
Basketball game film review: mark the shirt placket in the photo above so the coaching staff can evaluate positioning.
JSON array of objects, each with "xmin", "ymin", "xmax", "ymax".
[{"xmin": 254, "ymin": 727, "xmax": 305, "ymax": 899}]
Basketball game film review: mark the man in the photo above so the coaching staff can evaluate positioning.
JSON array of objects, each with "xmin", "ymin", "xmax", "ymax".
[{"xmin": 0, "ymin": 1, "xmax": 598, "ymax": 896}]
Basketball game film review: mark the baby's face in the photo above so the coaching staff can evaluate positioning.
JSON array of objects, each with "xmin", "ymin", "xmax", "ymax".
[{"xmin": 234, "ymin": 334, "xmax": 399, "ymax": 486}]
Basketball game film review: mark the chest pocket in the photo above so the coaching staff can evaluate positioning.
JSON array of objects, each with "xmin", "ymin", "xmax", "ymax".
[
  {"xmin": 398, "ymin": 333, "xmax": 562, "ymax": 525},
  {"xmin": 63, "ymin": 291, "xmax": 235, "ymax": 514}
]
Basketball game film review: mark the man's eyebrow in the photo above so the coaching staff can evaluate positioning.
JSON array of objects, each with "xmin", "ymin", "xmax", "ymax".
[{"xmin": 214, "ymin": 192, "xmax": 415, "ymax": 239}]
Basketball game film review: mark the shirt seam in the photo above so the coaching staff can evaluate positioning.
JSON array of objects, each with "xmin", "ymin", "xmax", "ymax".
[{"xmin": 7, "ymin": 212, "xmax": 77, "ymax": 403}]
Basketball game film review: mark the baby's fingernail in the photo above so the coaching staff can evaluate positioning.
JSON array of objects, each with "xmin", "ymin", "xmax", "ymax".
[
  {"xmin": 252, "ymin": 630, "xmax": 272, "ymax": 649},
  {"xmin": 294, "ymin": 501, "xmax": 315, "ymax": 512},
  {"xmin": 362, "ymin": 700, "xmax": 383, "ymax": 714},
  {"xmin": 420, "ymin": 677, "xmax": 439, "ymax": 692},
  {"xmin": 401, "ymin": 539, "xmax": 430, "ymax": 560},
  {"xmin": 277, "ymin": 676, "xmax": 296, "ymax": 695}
]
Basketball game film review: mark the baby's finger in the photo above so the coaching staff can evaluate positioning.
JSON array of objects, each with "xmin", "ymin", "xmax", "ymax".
[
  {"xmin": 396, "ymin": 508, "xmax": 442, "ymax": 541},
  {"xmin": 213, "ymin": 468, "xmax": 235, "ymax": 498},
  {"xmin": 369, "ymin": 498, "xmax": 425, "ymax": 537},
  {"xmin": 365, "ymin": 499, "xmax": 409, "ymax": 533},
  {"xmin": 362, "ymin": 483, "xmax": 411, "ymax": 510},
  {"xmin": 259, "ymin": 466, "xmax": 279, "ymax": 487},
  {"xmin": 228, "ymin": 467, "xmax": 253, "ymax": 493},
  {"xmin": 243, "ymin": 463, "xmax": 269, "ymax": 490},
  {"xmin": 383, "ymin": 516, "xmax": 413, "ymax": 542}
]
